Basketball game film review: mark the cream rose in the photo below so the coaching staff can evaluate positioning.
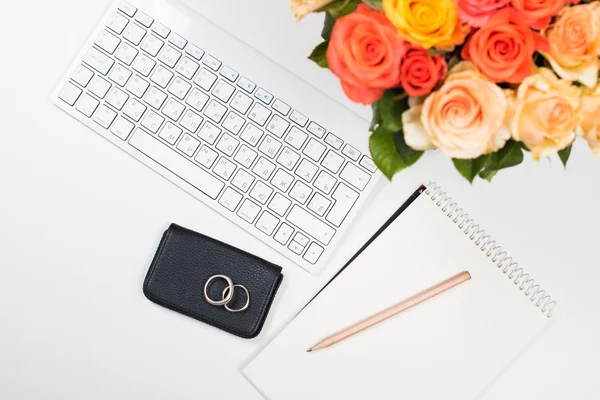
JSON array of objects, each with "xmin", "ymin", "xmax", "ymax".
[
  {"xmin": 509, "ymin": 68, "xmax": 581, "ymax": 160},
  {"xmin": 578, "ymin": 84, "xmax": 600, "ymax": 158},
  {"xmin": 291, "ymin": 0, "xmax": 334, "ymax": 21},
  {"xmin": 541, "ymin": 3, "xmax": 600, "ymax": 88},
  {"xmin": 402, "ymin": 62, "xmax": 510, "ymax": 159}
]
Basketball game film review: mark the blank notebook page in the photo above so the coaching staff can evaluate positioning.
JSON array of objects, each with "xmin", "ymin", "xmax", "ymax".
[{"xmin": 243, "ymin": 188, "xmax": 553, "ymax": 400}]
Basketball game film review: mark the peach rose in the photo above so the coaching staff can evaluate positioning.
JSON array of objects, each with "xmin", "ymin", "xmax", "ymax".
[
  {"xmin": 461, "ymin": 7, "xmax": 549, "ymax": 84},
  {"xmin": 509, "ymin": 68, "xmax": 581, "ymax": 160},
  {"xmin": 511, "ymin": 0, "xmax": 569, "ymax": 30},
  {"xmin": 327, "ymin": 4, "xmax": 406, "ymax": 104},
  {"xmin": 458, "ymin": 0, "xmax": 510, "ymax": 27},
  {"xmin": 402, "ymin": 62, "xmax": 510, "ymax": 159},
  {"xmin": 578, "ymin": 84, "xmax": 600, "ymax": 158},
  {"xmin": 541, "ymin": 3, "xmax": 600, "ymax": 88},
  {"xmin": 291, "ymin": 0, "xmax": 334, "ymax": 21}
]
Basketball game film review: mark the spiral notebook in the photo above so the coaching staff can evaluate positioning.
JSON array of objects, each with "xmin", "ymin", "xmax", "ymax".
[{"xmin": 243, "ymin": 184, "xmax": 556, "ymax": 400}]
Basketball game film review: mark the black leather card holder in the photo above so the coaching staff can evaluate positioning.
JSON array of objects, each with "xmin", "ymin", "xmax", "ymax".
[{"xmin": 143, "ymin": 224, "xmax": 284, "ymax": 339}]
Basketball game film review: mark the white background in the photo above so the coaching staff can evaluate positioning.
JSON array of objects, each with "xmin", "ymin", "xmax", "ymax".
[{"xmin": 1, "ymin": 0, "xmax": 599, "ymax": 399}]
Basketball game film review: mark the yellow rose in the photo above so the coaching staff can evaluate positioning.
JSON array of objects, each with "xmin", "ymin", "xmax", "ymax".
[
  {"xmin": 291, "ymin": 0, "xmax": 334, "ymax": 21},
  {"xmin": 383, "ymin": 0, "xmax": 470, "ymax": 49},
  {"xmin": 402, "ymin": 62, "xmax": 510, "ymax": 159},
  {"xmin": 578, "ymin": 84, "xmax": 600, "ymax": 158},
  {"xmin": 510, "ymin": 68, "xmax": 581, "ymax": 160},
  {"xmin": 541, "ymin": 3, "xmax": 600, "ymax": 88}
]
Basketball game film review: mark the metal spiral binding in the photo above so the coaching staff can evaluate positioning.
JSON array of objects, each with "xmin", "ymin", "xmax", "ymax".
[{"xmin": 424, "ymin": 182, "xmax": 556, "ymax": 318}]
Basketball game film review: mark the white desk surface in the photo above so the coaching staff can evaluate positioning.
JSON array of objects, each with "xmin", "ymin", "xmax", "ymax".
[{"xmin": 1, "ymin": 0, "xmax": 599, "ymax": 399}]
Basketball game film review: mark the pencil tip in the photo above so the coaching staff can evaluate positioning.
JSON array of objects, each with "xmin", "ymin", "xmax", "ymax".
[{"xmin": 306, "ymin": 348, "xmax": 312, "ymax": 352}]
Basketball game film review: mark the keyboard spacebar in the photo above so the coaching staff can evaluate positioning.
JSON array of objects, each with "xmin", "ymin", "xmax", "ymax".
[
  {"xmin": 287, "ymin": 205, "xmax": 335, "ymax": 246},
  {"xmin": 129, "ymin": 129, "xmax": 224, "ymax": 199}
]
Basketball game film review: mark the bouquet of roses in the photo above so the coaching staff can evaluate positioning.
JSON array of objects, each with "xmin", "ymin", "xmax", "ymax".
[{"xmin": 292, "ymin": 0, "xmax": 600, "ymax": 181}]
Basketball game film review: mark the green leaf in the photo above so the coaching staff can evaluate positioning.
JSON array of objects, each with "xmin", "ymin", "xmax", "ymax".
[
  {"xmin": 308, "ymin": 41, "xmax": 329, "ymax": 68},
  {"xmin": 321, "ymin": 13, "xmax": 335, "ymax": 41},
  {"xmin": 453, "ymin": 155, "xmax": 491, "ymax": 183},
  {"xmin": 393, "ymin": 130, "xmax": 423, "ymax": 166},
  {"xmin": 369, "ymin": 101, "xmax": 381, "ymax": 132},
  {"xmin": 361, "ymin": 0, "xmax": 383, "ymax": 10},
  {"xmin": 317, "ymin": 0, "xmax": 360, "ymax": 19},
  {"xmin": 478, "ymin": 140, "xmax": 524, "ymax": 181},
  {"xmin": 558, "ymin": 144, "xmax": 572, "ymax": 168},
  {"xmin": 369, "ymin": 127, "xmax": 408, "ymax": 180},
  {"xmin": 379, "ymin": 90, "xmax": 408, "ymax": 133}
]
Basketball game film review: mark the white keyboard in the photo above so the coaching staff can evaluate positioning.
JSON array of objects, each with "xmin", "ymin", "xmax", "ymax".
[{"xmin": 51, "ymin": 0, "xmax": 380, "ymax": 273}]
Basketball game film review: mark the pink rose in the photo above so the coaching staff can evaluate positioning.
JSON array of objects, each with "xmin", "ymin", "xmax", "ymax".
[{"xmin": 458, "ymin": 0, "xmax": 510, "ymax": 27}]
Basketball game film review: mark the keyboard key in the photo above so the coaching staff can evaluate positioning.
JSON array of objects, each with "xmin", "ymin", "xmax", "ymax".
[
  {"xmin": 252, "ymin": 157, "xmax": 276, "ymax": 180},
  {"xmin": 238, "ymin": 76, "xmax": 256, "ymax": 93},
  {"xmin": 129, "ymin": 129, "xmax": 224, "ymax": 199},
  {"xmin": 175, "ymin": 57, "xmax": 200, "ymax": 80},
  {"xmin": 274, "ymin": 223, "xmax": 294, "ymax": 245},
  {"xmin": 272, "ymin": 99, "xmax": 290, "ymax": 116},
  {"xmin": 258, "ymin": 135, "xmax": 282, "ymax": 158},
  {"xmin": 248, "ymin": 102, "xmax": 271, "ymax": 126},
  {"xmin": 151, "ymin": 22, "xmax": 171, "ymax": 39},
  {"xmin": 123, "ymin": 98, "xmax": 146, "ymax": 121},
  {"xmin": 106, "ymin": 12, "xmax": 129, "ymax": 35},
  {"xmin": 110, "ymin": 116, "xmax": 134, "ymax": 140},
  {"xmin": 118, "ymin": 2, "xmax": 137, "ymax": 17},
  {"xmin": 314, "ymin": 170, "xmax": 336, "ymax": 194},
  {"xmin": 220, "ymin": 65, "xmax": 239, "ymax": 82},
  {"xmin": 168, "ymin": 76, "xmax": 191, "ymax": 99},
  {"xmin": 213, "ymin": 80, "xmax": 235, "ymax": 103},
  {"xmin": 284, "ymin": 126, "xmax": 308, "ymax": 150},
  {"xmin": 303, "ymin": 242, "xmax": 324, "ymax": 264},
  {"xmin": 109, "ymin": 64, "xmax": 132, "ymax": 87},
  {"xmin": 288, "ymin": 241, "xmax": 303, "ymax": 255},
  {"xmin": 240, "ymin": 123, "xmax": 264, "ymax": 147},
  {"xmin": 126, "ymin": 75, "xmax": 150, "ymax": 98},
  {"xmin": 289, "ymin": 180, "xmax": 312, "ymax": 204},
  {"xmin": 158, "ymin": 121, "xmax": 182, "ymax": 145},
  {"xmin": 203, "ymin": 100, "xmax": 227, "ymax": 123},
  {"xmin": 289, "ymin": 110, "xmax": 308, "ymax": 127},
  {"xmin": 158, "ymin": 46, "xmax": 182, "ymax": 68},
  {"xmin": 95, "ymin": 29, "xmax": 120, "ymax": 54},
  {"xmin": 105, "ymin": 87, "xmax": 129, "ymax": 110},
  {"xmin": 140, "ymin": 110, "xmax": 164, "ymax": 133},
  {"xmin": 287, "ymin": 205, "xmax": 335, "ymax": 245},
  {"xmin": 122, "ymin": 23, "xmax": 146, "ymax": 45},
  {"xmin": 219, "ymin": 187, "xmax": 243, "ymax": 211},
  {"xmin": 213, "ymin": 157, "xmax": 236, "ymax": 180},
  {"xmin": 185, "ymin": 44, "xmax": 205, "ymax": 60},
  {"xmin": 325, "ymin": 133, "xmax": 343, "ymax": 150},
  {"xmin": 140, "ymin": 34, "xmax": 164, "ymax": 57},
  {"xmin": 255, "ymin": 211, "xmax": 279, "ymax": 236},
  {"xmin": 92, "ymin": 104, "xmax": 117, "ymax": 128},
  {"xmin": 276, "ymin": 147, "xmax": 300, "ymax": 170},
  {"xmin": 303, "ymin": 138, "xmax": 326, "ymax": 162},
  {"xmin": 115, "ymin": 42, "xmax": 138, "ymax": 65},
  {"xmin": 231, "ymin": 169, "xmax": 254, "ymax": 192},
  {"xmin": 144, "ymin": 87, "xmax": 167, "ymax": 109},
  {"xmin": 230, "ymin": 91, "xmax": 253, "ymax": 114},
  {"xmin": 88, "ymin": 75, "xmax": 111, "ymax": 99},
  {"xmin": 268, "ymin": 193, "xmax": 291, "ymax": 216},
  {"xmin": 321, "ymin": 150, "xmax": 344, "ymax": 174},
  {"xmin": 237, "ymin": 199, "xmax": 261, "ymax": 224},
  {"xmin": 202, "ymin": 54, "xmax": 221, "ymax": 71},
  {"xmin": 360, "ymin": 156, "xmax": 377, "ymax": 173},
  {"xmin": 307, "ymin": 192, "xmax": 331, "ymax": 217},
  {"xmin": 176, "ymin": 133, "xmax": 200, "ymax": 157},
  {"xmin": 271, "ymin": 169, "xmax": 294, "ymax": 193},
  {"xmin": 340, "ymin": 162, "xmax": 371, "ymax": 190},
  {"xmin": 132, "ymin": 54, "xmax": 156, "ymax": 77},
  {"xmin": 197, "ymin": 121, "xmax": 221, "ymax": 144},
  {"xmin": 162, "ymin": 98, "xmax": 185, "ymax": 121},
  {"xmin": 307, "ymin": 121, "xmax": 326, "ymax": 138},
  {"xmin": 255, "ymin": 88, "xmax": 273, "ymax": 104},
  {"xmin": 194, "ymin": 68, "xmax": 218, "ymax": 91},
  {"xmin": 326, "ymin": 183, "xmax": 359, "ymax": 226},
  {"xmin": 222, "ymin": 112, "xmax": 245, "ymax": 135},
  {"xmin": 249, "ymin": 181, "xmax": 273, "ymax": 204},
  {"xmin": 150, "ymin": 65, "xmax": 173, "ymax": 88},
  {"xmin": 295, "ymin": 159, "xmax": 318, "ymax": 182},
  {"xmin": 180, "ymin": 109, "xmax": 203, "ymax": 133},
  {"xmin": 233, "ymin": 145, "xmax": 258, "ymax": 169},
  {"xmin": 58, "ymin": 82, "xmax": 82, "ymax": 105},
  {"xmin": 266, "ymin": 114, "xmax": 290, "ymax": 138},
  {"xmin": 195, "ymin": 145, "xmax": 218, "ymax": 168},
  {"xmin": 71, "ymin": 64, "xmax": 93, "ymax": 87},
  {"xmin": 83, "ymin": 47, "xmax": 114, "ymax": 75},
  {"xmin": 74, "ymin": 93, "xmax": 99, "ymax": 117},
  {"xmin": 168, "ymin": 33, "xmax": 188, "ymax": 49},
  {"xmin": 134, "ymin": 11, "xmax": 154, "ymax": 28},
  {"xmin": 186, "ymin": 88, "xmax": 210, "ymax": 112},
  {"xmin": 342, "ymin": 144, "xmax": 361, "ymax": 161},
  {"xmin": 294, "ymin": 232, "xmax": 310, "ymax": 247},
  {"xmin": 216, "ymin": 133, "xmax": 239, "ymax": 156}
]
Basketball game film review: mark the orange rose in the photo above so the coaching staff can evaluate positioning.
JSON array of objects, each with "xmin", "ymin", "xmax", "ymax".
[
  {"xmin": 327, "ymin": 4, "xmax": 406, "ymax": 104},
  {"xmin": 541, "ymin": 3, "xmax": 600, "ymax": 88},
  {"xmin": 461, "ymin": 7, "xmax": 548, "ymax": 83},
  {"xmin": 511, "ymin": 0, "xmax": 572, "ymax": 30},
  {"xmin": 578, "ymin": 84, "xmax": 600, "ymax": 158}
]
